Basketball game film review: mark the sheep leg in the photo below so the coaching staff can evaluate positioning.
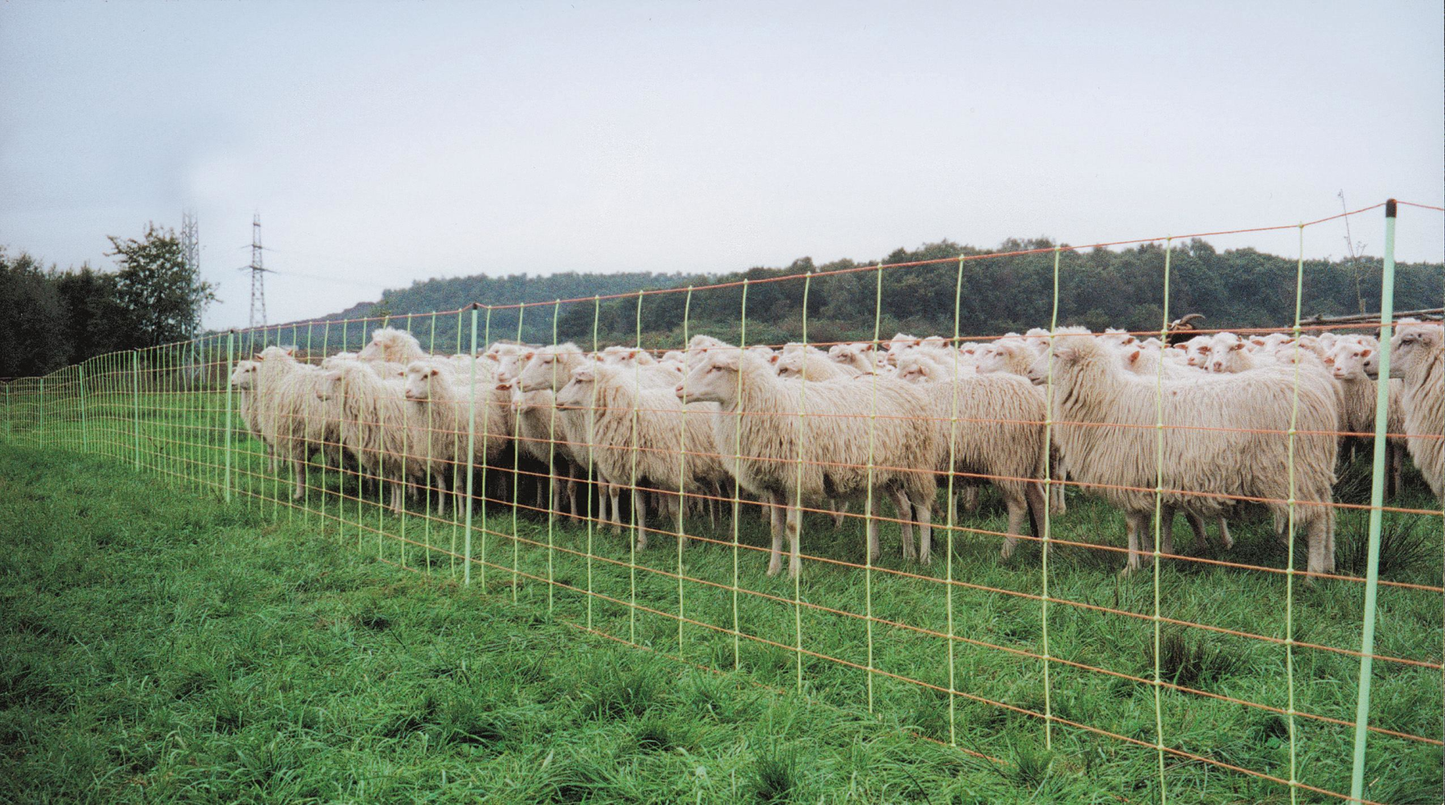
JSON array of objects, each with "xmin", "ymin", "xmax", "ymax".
[
  {"xmin": 1050, "ymin": 459, "xmax": 1067, "ymax": 517},
  {"xmin": 1154, "ymin": 507, "xmax": 1175, "ymax": 556},
  {"xmin": 1181, "ymin": 508, "xmax": 1211, "ymax": 552},
  {"xmin": 1305, "ymin": 512, "xmax": 1329, "ymax": 580},
  {"xmin": 1000, "ymin": 500, "xmax": 1025, "ymax": 560},
  {"xmin": 865, "ymin": 490, "xmax": 883, "ymax": 565},
  {"xmin": 633, "ymin": 485, "xmax": 648, "ymax": 551},
  {"xmin": 1121, "ymin": 511, "xmax": 1149, "ymax": 575},
  {"xmin": 914, "ymin": 500, "xmax": 933, "ymax": 565},
  {"xmin": 609, "ymin": 485, "xmax": 622, "ymax": 535},
  {"xmin": 767, "ymin": 491, "xmax": 787, "ymax": 576},
  {"xmin": 567, "ymin": 477, "xmax": 579, "ymax": 519},
  {"xmin": 786, "ymin": 504, "xmax": 804, "ymax": 579},
  {"xmin": 291, "ymin": 455, "xmax": 306, "ymax": 500},
  {"xmin": 830, "ymin": 500, "xmax": 847, "ymax": 528},
  {"xmin": 1217, "ymin": 517, "xmax": 1233, "ymax": 550},
  {"xmin": 889, "ymin": 487, "xmax": 916, "ymax": 562},
  {"xmin": 959, "ymin": 485, "xmax": 980, "ymax": 514}
]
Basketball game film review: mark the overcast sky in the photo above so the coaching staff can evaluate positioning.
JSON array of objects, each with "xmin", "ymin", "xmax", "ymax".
[{"xmin": 1, "ymin": 1, "xmax": 1441, "ymax": 330}]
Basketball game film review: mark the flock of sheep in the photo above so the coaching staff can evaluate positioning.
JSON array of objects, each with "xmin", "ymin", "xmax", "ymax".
[{"xmin": 228, "ymin": 320, "xmax": 1444, "ymax": 580}]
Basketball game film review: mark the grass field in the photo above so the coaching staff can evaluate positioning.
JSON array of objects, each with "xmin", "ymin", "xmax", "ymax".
[{"xmin": 3, "ymin": 387, "xmax": 1443, "ymax": 803}]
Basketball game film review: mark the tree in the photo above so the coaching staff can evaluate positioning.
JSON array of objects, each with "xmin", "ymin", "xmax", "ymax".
[
  {"xmin": 0, "ymin": 248, "xmax": 70, "ymax": 376},
  {"xmin": 107, "ymin": 223, "xmax": 216, "ymax": 347},
  {"xmin": 53, "ymin": 265, "xmax": 128, "ymax": 364}
]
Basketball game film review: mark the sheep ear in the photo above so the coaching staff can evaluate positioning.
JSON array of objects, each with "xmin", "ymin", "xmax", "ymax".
[
  {"xmin": 285, "ymin": 346, "xmax": 296, "ymax": 356},
  {"xmin": 1250, "ymin": 337, "xmax": 1266, "ymax": 346},
  {"xmin": 1230, "ymin": 342, "xmax": 1245, "ymax": 351},
  {"xmin": 862, "ymin": 343, "xmax": 874, "ymax": 352},
  {"xmin": 1360, "ymin": 348, "xmax": 1373, "ymax": 358},
  {"xmin": 1126, "ymin": 348, "xmax": 1142, "ymax": 365},
  {"xmin": 768, "ymin": 354, "xmax": 779, "ymax": 364},
  {"xmin": 428, "ymin": 368, "xmax": 439, "ymax": 377},
  {"xmin": 253, "ymin": 353, "xmax": 263, "ymax": 361},
  {"xmin": 484, "ymin": 352, "xmax": 499, "ymax": 361}
]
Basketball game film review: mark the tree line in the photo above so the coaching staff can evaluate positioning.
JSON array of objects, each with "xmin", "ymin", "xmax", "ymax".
[
  {"xmin": 289, "ymin": 237, "xmax": 1441, "ymax": 353},
  {"xmin": 5, "ymin": 231, "xmax": 1439, "ymax": 376},
  {"xmin": 0, "ymin": 225, "xmax": 215, "ymax": 377}
]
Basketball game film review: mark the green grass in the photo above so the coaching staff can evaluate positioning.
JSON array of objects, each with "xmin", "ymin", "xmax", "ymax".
[{"xmin": 4, "ymin": 392, "xmax": 1444, "ymax": 803}]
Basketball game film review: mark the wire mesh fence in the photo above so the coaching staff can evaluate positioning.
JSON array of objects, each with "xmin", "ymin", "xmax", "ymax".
[{"xmin": 3, "ymin": 200, "xmax": 1443, "ymax": 803}]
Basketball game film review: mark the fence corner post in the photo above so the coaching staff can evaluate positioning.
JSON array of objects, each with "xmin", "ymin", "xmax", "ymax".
[
  {"xmin": 223, "ymin": 330, "xmax": 235, "ymax": 503},
  {"xmin": 78, "ymin": 363, "xmax": 88, "ymax": 453},
  {"xmin": 1348, "ymin": 198, "xmax": 1398, "ymax": 803}
]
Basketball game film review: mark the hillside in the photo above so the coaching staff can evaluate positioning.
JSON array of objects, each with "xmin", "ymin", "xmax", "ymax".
[{"xmin": 286, "ymin": 239, "xmax": 1442, "ymax": 352}]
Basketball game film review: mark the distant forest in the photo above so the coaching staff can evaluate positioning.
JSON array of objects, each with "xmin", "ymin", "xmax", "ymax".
[{"xmin": 280, "ymin": 238, "xmax": 1443, "ymax": 353}]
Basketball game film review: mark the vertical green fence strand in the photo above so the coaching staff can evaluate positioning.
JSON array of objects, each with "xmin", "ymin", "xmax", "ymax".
[
  {"xmin": 731, "ymin": 280, "xmax": 749, "ymax": 672},
  {"xmin": 1281, "ymin": 223, "xmax": 1309, "ymax": 804},
  {"xmin": 792, "ymin": 273, "xmax": 812, "ymax": 693},
  {"xmin": 586, "ymin": 296, "xmax": 600, "ymax": 631},
  {"xmin": 1349, "ymin": 200, "xmax": 1398, "ymax": 804},
  {"xmin": 864, "ymin": 262, "xmax": 884, "ymax": 714},
  {"xmin": 1041, "ymin": 246, "xmax": 1062, "ymax": 751},
  {"xmin": 946, "ymin": 257, "xmax": 964, "ymax": 747},
  {"xmin": 462, "ymin": 306, "xmax": 480, "ymax": 587},
  {"xmin": 511, "ymin": 305, "xmax": 525, "ymax": 603},
  {"xmin": 1151, "ymin": 238, "xmax": 1172, "ymax": 804},
  {"xmin": 223, "ymin": 332, "xmax": 234, "ymax": 502},
  {"xmin": 547, "ymin": 300, "xmax": 561, "ymax": 615},
  {"xmin": 677, "ymin": 287, "xmax": 693, "ymax": 657}
]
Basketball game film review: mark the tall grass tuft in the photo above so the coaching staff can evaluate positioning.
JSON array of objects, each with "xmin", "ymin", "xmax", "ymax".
[{"xmin": 1143, "ymin": 627, "xmax": 1240, "ymax": 688}]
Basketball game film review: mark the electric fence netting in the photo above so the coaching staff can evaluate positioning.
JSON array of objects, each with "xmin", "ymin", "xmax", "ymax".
[{"xmin": 4, "ymin": 200, "xmax": 1443, "ymax": 804}]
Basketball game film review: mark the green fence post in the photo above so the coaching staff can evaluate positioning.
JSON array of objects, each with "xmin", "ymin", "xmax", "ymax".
[
  {"xmin": 38, "ymin": 377, "xmax": 45, "ymax": 448},
  {"xmin": 224, "ymin": 331, "xmax": 235, "ymax": 503},
  {"xmin": 1349, "ymin": 199, "xmax": 1399, "ymax": 803},
  {"xmin": 131, "ymin": 351, "xmax": 141, "ymax": 470},
  {"xmin": 463, "ymin": 305, "xmax": 479, "ymax": 587},
  {"xmin": 78, "ymin": 363, "xmax": 88, "ymax": 452}
]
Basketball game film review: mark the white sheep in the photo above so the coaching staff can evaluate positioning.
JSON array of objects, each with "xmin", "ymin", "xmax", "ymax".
[
  {"xmin": 897, "ymin": 363, "xmax": 1051, "ymax": 561},
  {"xmin": 1326, "ymin": 340, "xmax": 1406, "ymax": 494},
  {"xmin": 1029, "ymin": 335, "xmax": 1338, "ymax": 576},
  {"xmin": 318, "ymin": 361, "xmax": 426, "ymax": 512},
  {"xmin": 678, "ymin": 345, "xmax": 938, "ymax": 577},
  {"xmin": 557, "ymin": 360, "xmax": 728, "ymax": 549},
  {"xmin": 403, "ymin": 359, "xmax": 515, "ymax": 513},
  {"xmin": 1377, "ymin": 323, "xmax": 1444, "ymax": 499},
  {"xmin": 359, "ymin": 327, "xmax": 428, "ymax": 365},
  {"xmin": 249, "ymin": 347, "xmax": 338, "ymax": 499}
]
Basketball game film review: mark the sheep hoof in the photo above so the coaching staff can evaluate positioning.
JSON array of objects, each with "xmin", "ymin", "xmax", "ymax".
[
  {"xmin": 767, "ymin": 560, "xmax": 782, "ymax": 576},
  {"xmin": 919, "ymin": 553, "xmax": 932, "ymax": 566}
]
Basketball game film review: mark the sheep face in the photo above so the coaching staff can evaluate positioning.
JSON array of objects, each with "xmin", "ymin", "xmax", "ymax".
[
  {"xmin": 255, "ymin": 345, "xmax": 296, "ymax": 364},
  {"xmin": 894, "ymin": 356, "xmax": 931, "ymax": 384},
  {"xmin": 1327, "ymin": 343, "xmax": 1372, "ymax": 381},
  {"xmin": 1384, "ymin": 324, "xmax": 1443, "ymax": 379},
  {"xmin": 1183, "ymin": 336, "xmax": 1213, "ymax": 368},
  {"xmin": 555, "ymin": 365, "xmax": 598, "ymax": 410},
  {"xmin": 404, "ymin": 364, "xmax": 440, "ymax": 401},
  {"xmin": 315, "ymin": 370, "xmax": 344, "ymax": 402},
  {"xmin": 230, "ymin": 360, "xmax": 259, "ymax": 390},
  {"xmin": 974, "ymin": 342, "xmax": 1022, "ymax": 375},
  {"xmin": 676, "ymin": 350, "xmax": 739, "ymax": 405},
  {"xmin": 494, "ymin": 349, "xmax": 532, "ymax": 384},
  {"xmin": 1026, "ymin": 336, "xmax": 1097, "ymax": 388},
  {"xmin": 516, "ymin": 349, "xmax": 567, "ymax": 393},
  {"xmin": 1206, "ymin": 334, "xmax": 1247, "ymax": 373}
]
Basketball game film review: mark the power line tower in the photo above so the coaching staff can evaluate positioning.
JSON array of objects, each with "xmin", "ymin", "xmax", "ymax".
[{"xmin": 239, "ymin": 213, "xmax": 272, "ymax": 329}]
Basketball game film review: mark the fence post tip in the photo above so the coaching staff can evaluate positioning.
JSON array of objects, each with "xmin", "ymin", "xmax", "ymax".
[{"xmin": 1385, "ymin": 198, "xmax": 1397, "ymax": 218}]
